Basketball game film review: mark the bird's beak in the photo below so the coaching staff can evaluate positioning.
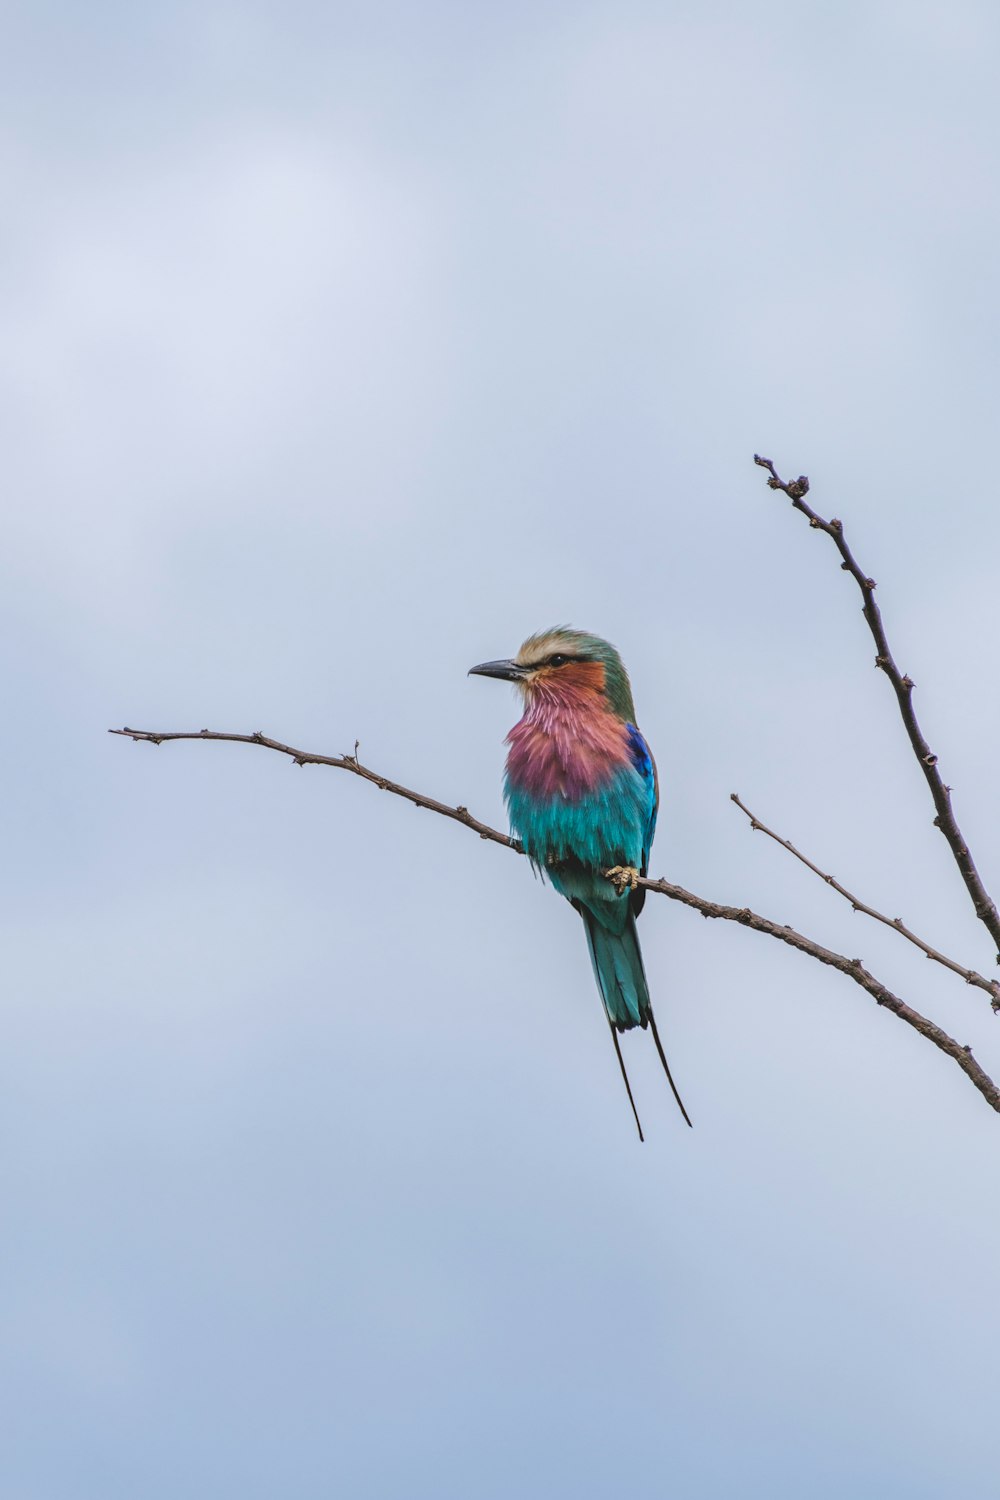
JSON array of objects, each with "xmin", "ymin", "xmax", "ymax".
[{"xmin": 468, "ymin": 658, "xmax": 529, "ymax": 682}]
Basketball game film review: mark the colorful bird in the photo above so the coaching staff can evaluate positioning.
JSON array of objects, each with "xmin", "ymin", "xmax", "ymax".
[{"xmin": 470, "ymin": 627, "xmax": 691, "ymax": 1138}]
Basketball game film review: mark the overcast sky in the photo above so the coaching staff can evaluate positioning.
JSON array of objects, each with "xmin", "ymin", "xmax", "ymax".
[{"xmin": 3, "ymin": 2, "xmax": 1000, "ymax": 1495}]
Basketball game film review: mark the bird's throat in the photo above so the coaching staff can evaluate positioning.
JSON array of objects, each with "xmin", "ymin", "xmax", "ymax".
[{"xmin": 505, "ymin": 688, "xmax": 629, "ymax": 802}]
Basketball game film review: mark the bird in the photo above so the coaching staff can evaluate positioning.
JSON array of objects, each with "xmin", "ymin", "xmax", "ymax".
[{"xmin": 469, "ymin": 627, "xmax": 691, "ymax": 1139}]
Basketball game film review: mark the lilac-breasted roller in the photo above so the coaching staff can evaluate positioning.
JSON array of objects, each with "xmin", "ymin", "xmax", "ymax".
[{"xmin": 470, "ymin": 627, "xmax": 691, "ymax": 1138}]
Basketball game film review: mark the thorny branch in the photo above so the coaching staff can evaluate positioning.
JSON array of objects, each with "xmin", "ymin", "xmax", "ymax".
[
  {"xmin": 109, "ymin": 725, "xmax": 1000, "ymax": 1114},
  {"xmin": 754, "ymin": 453, "xmax": 1000, "ymax": 965},
  {"xmin": 730, "ymin": 793, "xmax": 1000, "ymax": 1011}
]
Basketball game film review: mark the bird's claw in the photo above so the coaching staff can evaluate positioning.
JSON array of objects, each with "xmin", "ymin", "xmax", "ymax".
[{"xmin": 606, "ymin": 865, "xmax": 640, "ymax": 895}]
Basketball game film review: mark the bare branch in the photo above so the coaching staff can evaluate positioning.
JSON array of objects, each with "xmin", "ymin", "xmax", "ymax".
[
  {"xmin": 109, "ymin": 726, "xmax": 521, "ymax": 850},
  {"xmin": 110, "ymin": 725, "xmax": 1000, "ymax": 1114},
  {"xmin": 639, "ymin": 871, "xmax": 1000, "ymax": 1113},
  {"xmin": 754, "ymin": 454, "xmax": 1000, "ymax": 966},
  {"xmin": 730, "ymin": 793, "xmax": 1000, "ymax": 1011}
]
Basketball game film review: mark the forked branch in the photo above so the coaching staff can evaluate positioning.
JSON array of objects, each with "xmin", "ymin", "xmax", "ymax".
[
  {"xmin": 730, "ymin": 793, "xmax": 1000, "ymax": 1011},
  {"xmin": 109, "ymin": 725, "xmax": 1000, "ymax": 1114}
]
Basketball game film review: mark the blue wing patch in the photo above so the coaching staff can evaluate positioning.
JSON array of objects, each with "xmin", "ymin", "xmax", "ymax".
[{"xmin": 625, "ymin": 723, "xmax": 658, "ymax": 875}]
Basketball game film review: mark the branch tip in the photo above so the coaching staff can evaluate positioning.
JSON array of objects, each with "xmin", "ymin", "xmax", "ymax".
[{"xmin": 753, "ymin": 451, "xmax": 1000, "ymax": 964}]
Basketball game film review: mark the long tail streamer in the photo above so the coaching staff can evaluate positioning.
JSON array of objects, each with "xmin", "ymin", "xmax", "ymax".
[
  {"xmin": 648, "ymin": 1008, "xmax": 693, "ymax": 1128},
  {"xmin": 608, "ymin": 1022, "xmax": 645, "ymax": 1142}
]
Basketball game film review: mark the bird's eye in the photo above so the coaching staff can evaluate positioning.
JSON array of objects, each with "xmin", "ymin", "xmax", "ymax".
[{"xmin": 549, "ymin": 653, "xmax": 570, "ymax": 667}]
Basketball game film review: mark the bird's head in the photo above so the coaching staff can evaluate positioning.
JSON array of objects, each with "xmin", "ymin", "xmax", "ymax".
[{"xmin": 469, "ymin": 627, "xmax": 637, "ymax": 721}]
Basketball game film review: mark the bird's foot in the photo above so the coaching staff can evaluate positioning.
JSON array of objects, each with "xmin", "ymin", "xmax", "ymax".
[{"xmin": 606, "ymin": 865, "xmax": 641, "ymax": 895}]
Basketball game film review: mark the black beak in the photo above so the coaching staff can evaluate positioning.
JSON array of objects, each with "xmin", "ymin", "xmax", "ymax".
[{"xmin": 468, "ymin": 658, "xmax": 528, "ymax": 682}]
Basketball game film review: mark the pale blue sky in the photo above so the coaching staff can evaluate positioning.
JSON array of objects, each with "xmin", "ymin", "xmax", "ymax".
[{"xmin": 3, "ymin": 2, "xmax": 1000, "ymax": 1495}]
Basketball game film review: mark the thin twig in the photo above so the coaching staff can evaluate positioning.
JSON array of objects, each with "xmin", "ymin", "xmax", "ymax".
[
  {"xmin": 730, "ymin": 793, "xmax": 1000, "ymax": 1011},
  {"xmin": 110, "ymin": 725, "xmax": 1000, "ymax": 1114},
  {"xmin": 754, "ymin": 454, "xmax": 1000, "ymax": 966}
]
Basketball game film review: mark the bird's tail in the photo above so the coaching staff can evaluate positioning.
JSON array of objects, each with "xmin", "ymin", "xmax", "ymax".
[
  {"xmin": 578, "ymin": 904, "xmax": 651, "ymax": 1032},
  {"xmin": 579, "ymin": 904, "xmax": 692, "ymax": 1129}
]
